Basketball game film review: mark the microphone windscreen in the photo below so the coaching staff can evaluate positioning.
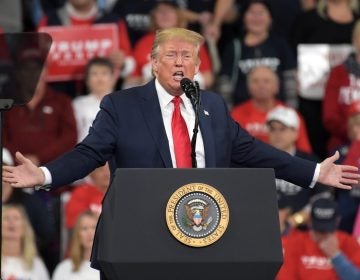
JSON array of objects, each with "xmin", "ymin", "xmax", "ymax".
[{"xmin": 180, "ymin": 78, "xmax": 194, "ymax": 99}]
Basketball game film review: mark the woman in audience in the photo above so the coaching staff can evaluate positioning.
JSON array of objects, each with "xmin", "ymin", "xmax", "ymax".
[
  {"xmin": 52, "ymin": 211, "xmax": 99, "ymax": 280},
  {"xmin": 219, "ymin": 0, "xmax": 297, "ymax": 107},
  {"xmin": 1, "ymin": 204, "xmax": 49, "ymax": 280}
]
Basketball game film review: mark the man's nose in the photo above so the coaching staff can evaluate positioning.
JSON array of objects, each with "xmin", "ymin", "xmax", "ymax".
[{"xmin": 175, "ymin": 54, "xmax": 183, "ymax": 65}]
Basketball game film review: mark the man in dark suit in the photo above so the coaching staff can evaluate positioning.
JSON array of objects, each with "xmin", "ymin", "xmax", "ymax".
[{"xmin": 3, "ymin": 27, "xmax": 359, "ymax": 274}]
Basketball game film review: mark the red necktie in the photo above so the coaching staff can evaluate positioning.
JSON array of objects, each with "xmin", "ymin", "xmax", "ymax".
[{"xmin": 171, "ymin": 96, "xmax": 192, "ymax": 168}]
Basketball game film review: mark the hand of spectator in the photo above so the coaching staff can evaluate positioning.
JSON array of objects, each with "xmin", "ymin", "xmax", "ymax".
[
  {"xmin": 109, "ymin": 50, "xmax": 125, "ymax": 70},
  {"xmin": 198, "ymin": 11, "xmax": 213, "ymax": 26},
  {"xmin": 2, "ymin": 152, "xmax": 45, "ymax": 188},
  {"xmin": 317, "ymin": 233, "xmax": 340, "ymax": 258},
  {"xmin": 203, "ymin": 23, "xmax": 221, "ymax": 42},
  {"xmin": 318, "ymin": 151, "xmax": 360, "ymax": 190}
]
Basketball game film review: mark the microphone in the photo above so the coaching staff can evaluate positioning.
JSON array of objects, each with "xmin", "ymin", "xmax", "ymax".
[
  {"xmin": 180, "ymin": 77, "xmax": 200, "ymax": 168},
  {"xmin": 180, "ymin": 78, "xmax": 197, "ymax": 101}
]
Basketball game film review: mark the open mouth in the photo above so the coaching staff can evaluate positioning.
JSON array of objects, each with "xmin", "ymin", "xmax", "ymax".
[{"xmin": 173, "ymin": 71, "xmax": 184, "ymax": 81}]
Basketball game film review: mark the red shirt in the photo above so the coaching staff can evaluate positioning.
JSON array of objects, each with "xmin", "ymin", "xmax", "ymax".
[
  {"xmin": 343, "ymin": 140, "xmax": 360, "ymax": 167},
  {"xmin": 231, "ymin": 100, "xmax": 312, "ymax": 153},
  {"xmin": 65, "ymin": 182, "xmax": 104, "ymax": 229},
  {"xmin": 132, "ymin": 32, "xmax": 212, "ymax": 78},
  {"xmin": 323, "ymin": 64, "xmax": 360, "ymax": 151},
  {"xmin": 277, "ymin": 230, "xmax": 360, "ymax": 280},
  {"xmin": 3, "ymin": 88, "xmax": 77, "ymax": 165}
]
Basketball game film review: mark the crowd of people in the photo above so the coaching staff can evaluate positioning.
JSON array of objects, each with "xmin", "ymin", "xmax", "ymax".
[{"xmin": 1, "ymin": 0, "xmax": 360, "ymax": 279}]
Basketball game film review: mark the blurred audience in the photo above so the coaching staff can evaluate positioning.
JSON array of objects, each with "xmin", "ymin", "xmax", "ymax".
[
  {"xmin": 263, "ymin": 0, "xmax": 304, "ymax": 42},
  {"xmin": 38, "ymin": 0, "xmax": 134, "ymax": 97},
  {"xmin": 291, "ymin": 0, "xmax": 360, "ymax": 159},
  {"xmin": 52, "ymin": 211, "xmax": 99, "ymax": 280},
  {"xmin": 219, "ymin": 0, "xmax": 297, "ymax": 106},
  {"xmin": 1, "ymin": 204, "xmax": 50, "ymax": 280},
  {"xmin": 180, "ymin": 0, "xmax": 239, "ymax": 60},
  {"xmin": 2, "ymin": 148, "xmax": 56, "ymax": 274},
  {"xmin": 334, "ymin": 102, "xmax": 360, "ymax": 234},
  {"xmin": 277, "ymin": 198, "xmax": 360, "ymax": 280},
  {"xmin": 3, "ymin": 56, "xmax": 77, "ymax": 273},
  {"xmin": 73, "ymin": 57, "xmax": 116, "ymax": 142},
  {"xmin": 111, "ymin": 0, "xmax": 166, "ymax": 47},
  {"xmin": 5, "ymin": 0, "xmax": 360, "ymax": 277},
  {"xmin": 3, "ymin": 63, "xmax": 77, "ymax": 166},
  {"xmin": 323, "ymin": 19, "xmax": 360, "ymax": 154},
  {"xmin": 126, "ymin": 0, "xmax": 214, "ymax": 89},
  {"xmin": 231, "ymin": 66, "xmax": 312, "ymax": 153},
  {"xmin": 65, "ymin": 164, "xmax": 110, "ymax": 230},
  {"xmin": 199, "ymin": 0, "xmax": 238, "ymax": 43},
  {"xmin": 0, "ymin": 0, "xmax": 23, "ymax": 32},
  {"xmin": 267, "ymin": 106, "xmax": 331, "ymax": 229}
]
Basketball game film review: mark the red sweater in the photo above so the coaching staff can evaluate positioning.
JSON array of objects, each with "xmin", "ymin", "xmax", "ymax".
[
  {"xmin": 343, "ymin": 140, "xmax": 360, "ymax": 167},
  {"xmin": 65, "ymin": 182, "xmax": 104, "ymax": 229},
  {"xmin": 323, "ymin": 64, "xmax": 360, "ymax": 152},
  {"xmin": 3, "ymin": 88, "xmax": 77, "ymax": 165},
  {"xmin": 231, "ymin": 100, "xmax": 312, "ymax": 153},
  {"xmin": 277, "ymin": 230, "xmax": 360, "ymax": 280}
]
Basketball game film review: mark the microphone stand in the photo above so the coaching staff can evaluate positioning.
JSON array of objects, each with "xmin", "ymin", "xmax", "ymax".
[{"xmin": 190, "ymin": 81, "xmax": 200, "ymax": 168}]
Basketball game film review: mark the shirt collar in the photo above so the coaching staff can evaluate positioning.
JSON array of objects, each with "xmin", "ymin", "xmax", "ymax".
[{"xmin": 155, "ymin": 79, "xmax": 193, "ymax": 111}]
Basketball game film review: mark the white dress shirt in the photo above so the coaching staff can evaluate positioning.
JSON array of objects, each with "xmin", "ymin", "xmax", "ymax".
[{"xmin": 155, "ymin": 79, "xmax": 205, "ymax": 168}]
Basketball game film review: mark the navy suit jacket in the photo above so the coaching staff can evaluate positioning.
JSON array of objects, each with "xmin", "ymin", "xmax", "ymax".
[
  {"xmin": 45, "ymin": 80, "xmax": 317, "ymax": 269},
  {"xmin": 46, "ymin": 79, "xmax": 316, "ymax": 188}
]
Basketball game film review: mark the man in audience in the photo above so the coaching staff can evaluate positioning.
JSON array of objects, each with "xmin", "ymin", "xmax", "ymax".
[
  {"xmin": 231, "ymin": 65, "xmax": 312, "ymax": 153},
  {"xmin": 267, "ymin": 106, "xmax": 331, "ymax": 229},
  {"xmin": 3, "ymin": 55, "xmax": 77, "ymax": 167},
  {"xmin": 277, "ymin": 198, "xmax": 360, "ymax": 280}
]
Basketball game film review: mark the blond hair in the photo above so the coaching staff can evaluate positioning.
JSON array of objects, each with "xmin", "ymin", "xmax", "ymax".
[
  {"xmin": 69, "ymin": 211, "xmax": 98, "ymax": 272},
  {"xmin": 317, "ymin": 0, "xmax": 359, "ymax": 19},
  {"xmin": 2, "ymin": 204, "xmax": 38, "ymax": 269},
  {"xmin": 151, "ymin": 27, "xmax": 204, "ymax": 62}
]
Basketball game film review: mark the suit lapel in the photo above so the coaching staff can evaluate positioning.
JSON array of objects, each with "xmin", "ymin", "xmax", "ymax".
[
  {"xmin": 199, "ymin": 98, "xmax": 216, "ymax": 167},
  {"xmin": 139, "ymin": 81, "xmax": 173, "ymax": 168}
]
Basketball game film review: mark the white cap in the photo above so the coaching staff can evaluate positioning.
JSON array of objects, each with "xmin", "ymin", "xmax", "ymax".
[
  {"xmin": 266, "ymin": 106, "xmax": 299, "ymax": 130},
  {"xmin": 3, "ymin": 148, "xmax": 13, "ymax": 166}
]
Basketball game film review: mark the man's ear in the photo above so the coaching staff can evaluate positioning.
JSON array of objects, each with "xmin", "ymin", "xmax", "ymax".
[
  {"xmin": 194, "ymin": 60, "xmax": 201, "ymax": 75},
  {"xmin": 151, "ymin": 57, "xmax": 158, "ymax": 73}
]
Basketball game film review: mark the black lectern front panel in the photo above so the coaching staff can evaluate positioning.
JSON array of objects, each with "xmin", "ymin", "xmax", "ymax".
[{"xmin": 96, "ymin": 168, "xmax": 282, "ymax": 280}]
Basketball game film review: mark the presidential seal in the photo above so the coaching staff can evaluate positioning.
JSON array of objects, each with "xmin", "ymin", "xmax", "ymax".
[{"xmin": 165, "ymin": 183, "xmax": 229, "ymax": 247}]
